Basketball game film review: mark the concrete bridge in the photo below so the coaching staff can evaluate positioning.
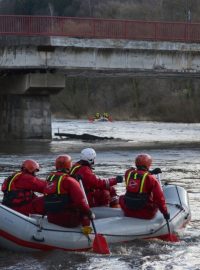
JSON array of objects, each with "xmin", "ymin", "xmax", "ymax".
[{"xmin": 1, "ymin": 15, "xmax": 200, "ymax": 140}]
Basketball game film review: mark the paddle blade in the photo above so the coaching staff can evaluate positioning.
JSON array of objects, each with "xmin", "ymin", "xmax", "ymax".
[
  {"xmin": 159, "ymin": 233, "xmax": 180, "ymax": 242},
  {"xmin": 93, "ymin": 234, "xmax": 110, "ymax": 255},
  {"xmin": 168, "ymin": 233, "xmax": 180, "ymax": 242}
]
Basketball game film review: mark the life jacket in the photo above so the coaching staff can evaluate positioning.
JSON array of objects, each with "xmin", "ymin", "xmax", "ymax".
[
  {"xmin": 70, "ymin": 164, "xmax": 82, "ymax": 178},
  {"xmin": 44, "ymin": 173, "xmax": 71, "ymax": 213},
  {"xmin": 70, "ymin": 163, "xmax": 95, "ymax": 193},
  {"xmin": 124, "ymin": 170, "xmax": 149, "ymax": 210},
  {"xmin": 95, "ymin": 113, "xmax": 101, "ymax": 119},
  {"xmin": 2, "ymin": 172, "xmax": 34, "ymax": 207}
]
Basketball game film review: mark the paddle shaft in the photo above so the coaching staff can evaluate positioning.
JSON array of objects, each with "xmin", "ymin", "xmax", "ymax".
[
  {"xmin": 91, "ymin": 219, "xmax": 97, "ymax": 234},
  {"xmin": 79, "ymin": 178, "xmax": 110, "ymax": 254},
  {"xmin": 79, "ymin": 179, "xmax": 98, "ymax": 234},
  {"xmin": 79, "ymin": 179, "xmax": 89, "ymax": 204},
  {"xmin": 156, "ymin": 175, "xmax": 180, "ymax": 242},
  {"xmin": 166, "ymin": 218, "xmax": 171, "ymax": 234},
  {"xmin": 157, "ymin": 174, "xmax": 171, "ymax": 235}
]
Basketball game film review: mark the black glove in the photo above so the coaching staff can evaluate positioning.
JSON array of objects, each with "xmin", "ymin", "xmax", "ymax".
[
  {"xmin": 116, "ymin": 175, "xmax": 123, "ymax": 183},
  {"xmin": 76, "ymin": 175, "xmax": 82, "ymax": 181},
  {"xmin": 150, "ymin": 168, "xmax": 162, "ymax": 175},
  {"xmin": 163, "ymin": 212, "xmax": 170, "ymax": 220}
]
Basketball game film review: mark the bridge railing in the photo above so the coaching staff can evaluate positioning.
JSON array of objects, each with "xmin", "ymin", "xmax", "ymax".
[{"xmin": 0, "ymin": 15, "xmax": 200, "ymax": 42}]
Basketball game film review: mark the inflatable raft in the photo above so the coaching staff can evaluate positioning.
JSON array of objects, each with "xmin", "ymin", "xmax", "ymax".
[
  {"xmin": 89, "ymin": 116, "xmax": 112, "ymax": 123},
  {"xmin": 0, "ymin": 184, "xmax": 191, "ymax": 252}
]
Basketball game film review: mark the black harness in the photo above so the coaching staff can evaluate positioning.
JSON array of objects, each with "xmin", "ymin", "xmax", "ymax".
[
  {"xmin": 44, "ymin": 174, "xmax": 71, "ymax": 213},
  {"xmin": 125, "ymin": 172, "xmax": 149, "ymax": 210}
]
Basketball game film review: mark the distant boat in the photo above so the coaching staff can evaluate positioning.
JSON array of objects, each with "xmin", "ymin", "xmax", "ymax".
[{"xmin": 89, "ymin": 116, "xmax": 113, "ymax": 123}]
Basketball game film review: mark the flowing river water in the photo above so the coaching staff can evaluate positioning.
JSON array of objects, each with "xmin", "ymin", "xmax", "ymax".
[{"xmin": 0, "ymin": 119, "xmax": 199, "ymax": 270}]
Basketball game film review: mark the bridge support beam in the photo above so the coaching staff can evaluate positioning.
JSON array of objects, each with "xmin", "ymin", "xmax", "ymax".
[{"xmin": 0, "ymin": 73, "xmax": 65, "ymax": 140}]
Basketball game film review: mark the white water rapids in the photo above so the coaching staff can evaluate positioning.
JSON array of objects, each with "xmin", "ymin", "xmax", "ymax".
[{"xmin": 0, "ymin": 119, "xmax": 199, "ymax": 270}]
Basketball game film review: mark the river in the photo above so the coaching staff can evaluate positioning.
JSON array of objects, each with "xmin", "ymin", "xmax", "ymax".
[{"xmin": 0, "ymin": 119, "xmax": 199, "ymax": 270}]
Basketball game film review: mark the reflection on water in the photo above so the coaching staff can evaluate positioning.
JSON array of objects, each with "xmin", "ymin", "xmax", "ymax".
[{"xmin": 0, "ymin": 120, "xmax": 199, "ymax": 269}]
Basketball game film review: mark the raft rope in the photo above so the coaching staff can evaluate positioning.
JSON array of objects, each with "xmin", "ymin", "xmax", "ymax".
[{"xmin": 166, "ymin": 202, "xmax": 184, "ymax": 211}]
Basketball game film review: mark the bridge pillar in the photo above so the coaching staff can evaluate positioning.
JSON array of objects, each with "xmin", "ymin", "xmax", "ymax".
[
  {"xmin": 0, "ymin": 73, "xmax": 65, "ymax": 140},
  {"xmin": 0, "ymin": 95, "xmax": 51, "ymax": 140}
]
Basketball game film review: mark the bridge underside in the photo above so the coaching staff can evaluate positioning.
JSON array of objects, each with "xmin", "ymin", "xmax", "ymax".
[
  {"xmin": 1, "ymin": 68, "xmax": 200, "ymax": 79},
  {"xmin": 64, "ymin": 69, "xmax": 200, "ymax": 79}
]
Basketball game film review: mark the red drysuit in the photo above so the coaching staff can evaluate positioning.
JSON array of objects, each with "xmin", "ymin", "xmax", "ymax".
[
  {"xmin": 44, "ymin": 172, "xmax": 91, "ymax": 228},
  {"xmin": 70, "ymin": 161, "xmax": 119, "ymax": 207},
  {"xmin": 1, "ymin": 171, "xmax": 46, "ymax": 216},
  {"xmin": 119, "ymin": 168, "xmax": 168, "ymax": 219}
]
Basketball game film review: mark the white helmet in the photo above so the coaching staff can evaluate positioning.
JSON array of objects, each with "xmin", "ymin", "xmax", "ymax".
[{"xmin": 80, "ymin": 148, "xmax": 96, "ymax": 164}]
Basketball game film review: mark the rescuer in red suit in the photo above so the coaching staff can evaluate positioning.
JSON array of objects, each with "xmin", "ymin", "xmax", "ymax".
[
  {"xmin": 1, "ymin": 159, "xmax": 46, "ymax": 216},
  {"xmin": 119, "ymin": 153, "xmax": 170, "ymax": 220},
  {"xmin": 70, "ymin": 148, "xmax": 123, "ymax": 208},
  {"xmin": 44, "ymin": 154, "xmax": 94, "ymax": 228}
]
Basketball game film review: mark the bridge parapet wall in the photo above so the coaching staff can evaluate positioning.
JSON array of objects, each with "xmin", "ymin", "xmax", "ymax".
[{"xmin": 0, "ymin": 15, "xmax": 200, "ymax": 43}]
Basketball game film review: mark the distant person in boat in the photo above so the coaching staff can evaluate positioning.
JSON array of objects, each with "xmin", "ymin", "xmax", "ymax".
[
  {"xmin": 70, "ymin": 148, "xmax": 123, "ymax": 208},
  {"xmin": 1, "ymin": 159, "xmax": 46, "ymax": 216},
  {"xmin": 44, "ymin": 155, "xmax": 94, "ymax": 228},
  {"xmin": 94, "ymin": 112, "xmax": 101, "ymax": 120},
  {"xmin": 103, "ymin": 112, "xmax": 109, "ymax": 119},
  {"xmin": 119, "ymin": 153, "xmax": 170, "ymax": 220}
]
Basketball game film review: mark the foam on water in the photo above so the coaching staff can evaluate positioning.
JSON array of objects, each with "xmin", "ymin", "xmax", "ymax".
[{"xmin": 0, "ymin": 119, "xmax": 199, "ymax": 270}]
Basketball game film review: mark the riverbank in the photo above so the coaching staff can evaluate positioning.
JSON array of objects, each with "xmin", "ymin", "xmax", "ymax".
[{"xmin": 52, "ymin": 77, "xmax": 200, "ymax": 123}]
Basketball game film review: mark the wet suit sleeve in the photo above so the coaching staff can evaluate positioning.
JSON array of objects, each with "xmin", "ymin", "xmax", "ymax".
[
  {"xmin": 64, "ymin": 177, "xmax": 90, "ymax": 215},
  {"xmin": 77, "ymin": 166, "xmax": 117, "ymax": 190},
  {"xmin": 150, "ymin": 176, "xmax": 168, "ymax": 215}
]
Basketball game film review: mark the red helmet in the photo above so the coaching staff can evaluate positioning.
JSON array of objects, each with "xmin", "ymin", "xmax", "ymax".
[
  {"xmin": 135, "ymin": 154, "xmax": 152, "ymax": 169},
  {"xmin": 21, "ymin": 159, "xmax": 40, "ymax": 174},
  {"xmin": 55, "ymin": 155, "xmax": 72, "ymax": 170}
]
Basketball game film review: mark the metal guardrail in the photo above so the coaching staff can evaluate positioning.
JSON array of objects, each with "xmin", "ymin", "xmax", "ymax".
[{"xmin": 0, "ymin": 15, "xmax": 200, "ymax": 42}]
